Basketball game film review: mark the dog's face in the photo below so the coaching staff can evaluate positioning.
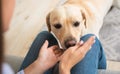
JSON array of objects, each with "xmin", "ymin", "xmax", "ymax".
[{"xmin": 46, "ymin": 5, "xmax": 87, "ymax": 49}]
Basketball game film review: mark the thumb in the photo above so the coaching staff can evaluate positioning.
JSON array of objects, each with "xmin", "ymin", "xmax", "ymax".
[{"xmin": 41, "ymin": 40, "xmax": 49, "ymax": 50}]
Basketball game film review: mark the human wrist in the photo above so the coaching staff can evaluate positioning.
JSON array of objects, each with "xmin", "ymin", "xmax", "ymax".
[
  {"xmin": 59, "ymin": 62, "xmax": 71, "ymax": 74},
  {"xmin": 24, "ymin": 60, "xmax": 45, "ymax": 74}
]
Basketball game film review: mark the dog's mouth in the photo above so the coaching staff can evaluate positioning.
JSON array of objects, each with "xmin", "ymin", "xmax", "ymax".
[
  {"xmin": 65, "ymin": 40, "xmax": 77, "ymax": 49},
  {"xmin": 58, "ymin": 39, "xmax": 77, "ymax": 50},
  {"xmin": 51, "ymin": 32, "xmax": 78, "ymax": 49},
  {"xmin": 64, "ymin": 38, "xmax": 77, "ymax": 49},
  {"xmin": 58, "ymin": 40, "xmax": 77, "ymax": 50}
]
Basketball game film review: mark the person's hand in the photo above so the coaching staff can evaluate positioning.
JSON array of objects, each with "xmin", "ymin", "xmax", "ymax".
[
  {"xmin": 37, "ymin": 40, "xmax": 63, "ymax": 71},
  {"xmin": 24, "ymin": 40, "xmax": 63, "ymax": 74},
  {"xmin": 59, "ymin": 36, "xmax": 95, "ymax": 74}
]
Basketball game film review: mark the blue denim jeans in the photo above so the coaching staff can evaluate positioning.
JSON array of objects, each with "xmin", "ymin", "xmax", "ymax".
[{"xmin": 19, "ymin": 31, "xmax": 106, "ymax": 74}]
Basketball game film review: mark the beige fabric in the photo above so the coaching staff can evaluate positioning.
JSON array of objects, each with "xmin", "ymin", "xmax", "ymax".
[{"xmin": 4, "ymin": 0, "xmax": 60, "ymax": 57}]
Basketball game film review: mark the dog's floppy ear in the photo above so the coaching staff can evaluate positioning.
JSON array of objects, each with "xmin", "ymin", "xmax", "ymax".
[
  {"xmin": 81, "ymin": 11, "xmax": 87, "ymax": 28},
  {"xmin": 46, "ymin": 13, "xmax": 51, "ymax": 32}
]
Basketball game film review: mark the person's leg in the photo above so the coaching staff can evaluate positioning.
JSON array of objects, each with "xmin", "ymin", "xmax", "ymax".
[
  {"xmin": 19, "ymin": 31, "xmax": 58, "ymax": 74},
  {"xmin": 70, "ymin": 34, "xmax": 106, "ymax": 74}
]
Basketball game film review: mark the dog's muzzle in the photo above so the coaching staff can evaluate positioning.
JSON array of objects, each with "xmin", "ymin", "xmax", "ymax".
[{"xmin": 64, "ymin": 38, "xmax": 77, "ymax": 49}]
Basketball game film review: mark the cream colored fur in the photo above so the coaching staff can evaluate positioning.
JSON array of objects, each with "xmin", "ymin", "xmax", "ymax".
[{"xmin": 46, "ymin": 0, "xmax": 120, "ymax": 49}]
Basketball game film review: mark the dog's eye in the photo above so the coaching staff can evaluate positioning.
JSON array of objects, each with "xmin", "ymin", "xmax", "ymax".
[
  {"xmin": 54, "ymin": 24, "xmax": 62, "ymax": 29},
  {"xmin": 73, "ymin": 21, "xmax": 80, "ymax": 27}
]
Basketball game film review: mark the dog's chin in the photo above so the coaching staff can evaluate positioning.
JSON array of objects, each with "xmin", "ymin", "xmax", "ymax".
[
  {"xmin": 59, "ymin": 45, "xmax": 66, "ymax": 50},
  {"xmin": 58, "ymin": 43, "xmax": 70, "ymax": 50},
  {"xmin": 61, "ymin": 45, "xmax": 73, "ymax": 50}
]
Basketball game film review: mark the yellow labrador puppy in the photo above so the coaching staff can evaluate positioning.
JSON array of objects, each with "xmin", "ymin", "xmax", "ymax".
[{"xmin": 46, "ymin": 0, "xmax": 118, "ymax": 49}]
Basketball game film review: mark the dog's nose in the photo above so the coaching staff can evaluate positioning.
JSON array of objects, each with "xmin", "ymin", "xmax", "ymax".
[{"xmin": 65, "ymin": 39, "xmax": 77, "ymax": 49}]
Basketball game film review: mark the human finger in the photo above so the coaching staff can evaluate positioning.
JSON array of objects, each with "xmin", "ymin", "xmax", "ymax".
[
  {"xmin": 41, "ymin": 40, "xmax": 49, "ymax": 50},
  {"xmin": 53, "ymin": 48, "xmax": 64, "ymax": 55},
  {"xmin": 78, "ymin": 36, "xmax": 95, "ymax": 53},
  {"xmin": 68, "ymin": 40, "xmax": 83, "ymax": 50},
  {"xmin": 55, "ymin": 49, "xmax": 64, "ymax": 57}
]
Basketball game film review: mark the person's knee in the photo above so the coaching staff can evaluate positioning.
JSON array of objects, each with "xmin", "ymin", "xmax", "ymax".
[
  {"xmin": 37, "ymin": 31, "xmax": 58, "ymax": 46},
  {"xmin": 38, "ymin": 31, "xmax": 50, "ymax": 36},
  {"xmin": 37, "ymin": 31, "xmax": 53, "ymax": 38},
  {"xmin": 80, "ymin": 34, "xmax": 97, "ymax": 42},
  {"xmin": 80, "ymin": 34, "xmax": 106, "ymax": 69}
]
